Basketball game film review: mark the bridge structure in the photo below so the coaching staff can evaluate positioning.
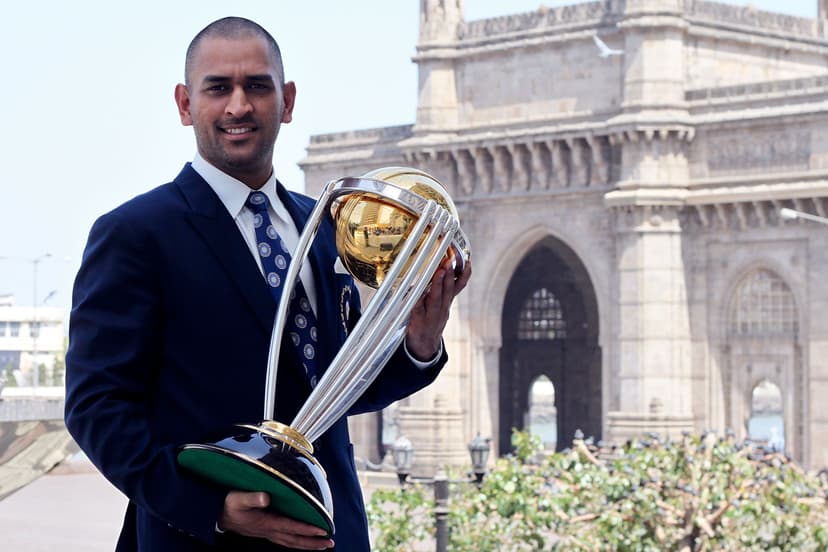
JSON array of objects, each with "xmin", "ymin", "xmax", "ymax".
[{"xmin": 0, "ymin": 394, "xmax": 76, "ymax": 500}]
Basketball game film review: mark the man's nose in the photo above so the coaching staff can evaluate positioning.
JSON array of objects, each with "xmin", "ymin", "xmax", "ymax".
[{"xmin": 226, "ymin": 86, "xmax": 253, "ymax": 118}]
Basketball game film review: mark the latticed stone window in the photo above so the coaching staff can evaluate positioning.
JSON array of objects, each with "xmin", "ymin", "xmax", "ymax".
[
  {"xmin": 518, "ymin": 288, "xmax": 566, "ymax": 340},
  {"xmin": 729, "ymin": 269, "xmax": 797, "ymax": 336}
]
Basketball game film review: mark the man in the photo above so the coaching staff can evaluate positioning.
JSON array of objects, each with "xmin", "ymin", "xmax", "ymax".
[{"xmin": 65, "ymin": 17, "xmax": 470, "ymax": 552}]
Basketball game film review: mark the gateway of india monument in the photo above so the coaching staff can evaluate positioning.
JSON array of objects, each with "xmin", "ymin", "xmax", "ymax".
[{"xmin": 300, "ymin": 0, "xmax": 828, "ymax": 472}]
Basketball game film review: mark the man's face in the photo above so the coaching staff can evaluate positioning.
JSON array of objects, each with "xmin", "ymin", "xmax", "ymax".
[{"xmin": 174, "ymin": 35, "xmax": 295, "ymax": 187}]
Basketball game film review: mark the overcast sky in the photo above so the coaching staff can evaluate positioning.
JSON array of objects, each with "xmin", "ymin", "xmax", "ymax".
[{"xmin": 0, "ymin": 0, "xmax": 817, "ymax": 317}]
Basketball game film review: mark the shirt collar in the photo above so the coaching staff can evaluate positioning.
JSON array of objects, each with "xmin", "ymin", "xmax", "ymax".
[{"xmin": 191, "ymin": 152, "xmax": 290, "ymax": 224}]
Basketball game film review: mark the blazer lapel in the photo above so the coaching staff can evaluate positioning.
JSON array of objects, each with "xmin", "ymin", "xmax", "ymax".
[{"xmin": 174, "ymin": 164, "xmax": 275, "ymax": 335}]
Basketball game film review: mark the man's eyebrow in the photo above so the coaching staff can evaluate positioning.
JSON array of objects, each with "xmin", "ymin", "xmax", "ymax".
[
  {"xmin": 246, "ymin": 74, "xmax": 276, "ymax": 83},
  {"xmin": 202, "ymin": 75, "xmax": 231, "ymax": 84},
  {"xmin": 201, "ymin": 74, "xmax": 275, "ymax": 84}
]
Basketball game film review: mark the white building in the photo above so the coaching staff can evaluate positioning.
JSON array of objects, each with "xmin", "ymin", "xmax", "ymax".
[{"xmin": 0, "ymin": 294, "xmax": 65, "ymax": 387}]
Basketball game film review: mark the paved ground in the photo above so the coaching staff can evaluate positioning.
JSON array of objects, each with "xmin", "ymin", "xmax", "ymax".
[
  {"xmin": 0, "ymin": 458, "xmax": 126, "ymax": 551},
  {"xmin": 0, "ymin": 455, "xmax": 399, "ymax": 550}
]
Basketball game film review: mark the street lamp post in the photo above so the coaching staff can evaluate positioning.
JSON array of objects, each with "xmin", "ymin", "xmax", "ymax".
[
  {"xmin": 468, "ymin": 433, "xmax": 491, "ymax": 487},
  {"xmin": 31, "ymin": 253, "xmax": 52, "ymax": 390},
  {"xmin": 779, "ymin": 207, "xmax": 828, "ymax": 226},
  {"xmin": 391, "ymin": 435, "xmax": 414, "ymax": 486},
  {"xmin": 391, "ymin": 434, "xmax": 492, "ymax": 552},
  {"xmin": 0, "ymin": 253, "xmax": 60, "ymax": 391}
]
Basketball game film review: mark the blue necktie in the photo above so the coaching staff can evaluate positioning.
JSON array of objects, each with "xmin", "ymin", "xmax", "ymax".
[{"xmin": 246, "ymin": 191, "xmax": 319, "ymax": 387}]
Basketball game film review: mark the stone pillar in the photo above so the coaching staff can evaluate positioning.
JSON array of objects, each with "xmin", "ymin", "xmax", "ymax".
[
  {"xmin": 605, "ymin": 204, "xmax": 695, "ymax": 443},
  {"xmin": 605, "ymin": 2, "xmax": 694, "ymax": 443},
  {"xmin": 413, "ymin": 0, "xmax": 463, "ymax": 131},
  {"xmin": 820, "ymin": 0, "xmax": 828, "ymax": 36},
  {"xmin": 620, "ymin": 0, "xmax": 687, "ymax": 110},
  {"xmin": 472, "ymin": 339, "xmax": 499, "ymax": 455},
  {"xmin": 394, "ymin": 290, "xmax": 472, "ymax": 475},
  {"xmin": 348, "ymin": 412, "xmax": 381, "ymax": 464},
  {"xmin": 396, "ymin": 394, "xmax": 467, "ymax": 476}
]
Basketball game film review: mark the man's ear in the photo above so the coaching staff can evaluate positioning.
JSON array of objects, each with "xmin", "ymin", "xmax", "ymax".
[
  {"xmin": 174, "ymin": 83, "xmax": 193, "ymax": 126},
  {"xmin": 281, "ymin": 81, "xmax": 296, "ymax": 124}
]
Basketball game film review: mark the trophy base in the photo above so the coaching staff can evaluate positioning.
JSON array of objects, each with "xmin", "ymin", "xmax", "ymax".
[{"xmin": 177, "ymin": 423, "xmax": 334, "ymax": 537}]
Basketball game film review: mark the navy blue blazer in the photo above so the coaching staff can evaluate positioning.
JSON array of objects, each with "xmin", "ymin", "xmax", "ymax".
[{"xmin": 64, "ymin": 164, "xmax": 446, "ymax": 551}]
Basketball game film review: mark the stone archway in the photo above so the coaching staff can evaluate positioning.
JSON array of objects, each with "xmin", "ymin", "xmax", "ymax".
[
  {"xmin": 498, "ymin": 236, "xmax": 601, "ymax": 454},
  {"xmin": 724, "ymin": 268, "xmax": 801, "ymax": 461}
]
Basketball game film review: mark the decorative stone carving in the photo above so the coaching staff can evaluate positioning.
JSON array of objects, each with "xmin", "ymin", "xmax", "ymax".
[
  {"xmin": 450, "ymin": 148, "xmax": 475, "ymax": 196},
  {"xmin": 611, "ymin": 204, "xmax": 683, "ymax": 232},
  {"xmin": 459, "ymin": 1, "xmax": 622, "ymax": 40},
  {"xmin": 689, "ymin": 197, "xmax": 828, "ymax": 229},
  {"xmin": 436, "ymin": 134, "xmax": 616, "ymax": 197},
  {"xmin": 686, "ymin": 0, "xmax": 818, "ymax": 38},
  {"xmin": 529, "ymin": 142, "xmax": 550, "ymax": 190},
  {"xmin": 456, "ymin": 0, "xmax": 816, "ymax": 45},
  {"xmin": 687, "ymin": 75, "xmax": 828, "ymax": 103},
  {"xmin": 491, "ymin": 146, "xmax": 511, "ymax": 192},
  {"xmin": 568, "ymin": 138, "xmax": 589, "ymax": 188},
  {"xmin": 549, "ymin": 140, "xmax": 568, "ymax": 188},
  {"xmin": 309, "ymin": 124, "xmax": 413, "ymax": 146},
  {"xmin": 419, "ymin": 0, "xmax": 464, "ymax": 43},
  {"xmin": 473, "ymin": 147, "xmax": 493, "ymax": 194},
  {"xmin": 506, "ymin": 143, "xmax": 531, "ymax": 191},
  {"xmin": 707, "ymin": 129, "xmax": 810, "ymax": 175}
]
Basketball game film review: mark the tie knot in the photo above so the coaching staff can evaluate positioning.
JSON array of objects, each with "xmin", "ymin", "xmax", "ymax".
[{"xmin": 246, "ymin": 191, "xmax": 270, "ymax": 213}]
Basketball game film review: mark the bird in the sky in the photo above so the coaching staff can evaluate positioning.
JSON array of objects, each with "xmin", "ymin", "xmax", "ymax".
[{"xmin": 593, "ymin": 34, "xmax": 624, "ymax": 58}]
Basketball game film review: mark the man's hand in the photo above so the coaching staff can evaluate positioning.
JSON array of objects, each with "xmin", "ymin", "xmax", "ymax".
[
  {"xmin": 405, "ymin": 257, "xmax": 472, "ymax": 361},
  {"xmin": 218, "ymin": 491, "xmax": 334, "ymax": 550}
]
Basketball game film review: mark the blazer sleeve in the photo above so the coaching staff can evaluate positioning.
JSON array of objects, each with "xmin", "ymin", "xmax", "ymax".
[{"xmin": 64, "ymin": 211, "xmax": 226, "ymax": 545}]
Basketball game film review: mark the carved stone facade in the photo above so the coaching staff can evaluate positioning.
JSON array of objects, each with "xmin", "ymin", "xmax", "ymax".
[{"xmin": 300, "ymin": 0, "xmax": 828, "ymax": 472}]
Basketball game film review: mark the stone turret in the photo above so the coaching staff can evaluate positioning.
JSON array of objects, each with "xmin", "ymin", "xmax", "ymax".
[
  {"xmin": 414, "ymin": 0, "xmax": 463, "ymax": 131},
  {"xmin": 419, "ymin": 0, "xmax": 463, "ymax": 44}
]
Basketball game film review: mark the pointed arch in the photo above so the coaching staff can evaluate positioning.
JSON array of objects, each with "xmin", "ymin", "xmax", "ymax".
[
  {"xmin": 728, "ymin": 269, "xmax": 797, "ymax": 337},
  {"xmin": 722, "ymin": 266, "xmax": 801, "ymax": 461},
  {"xmin": 497, "ymin": 235, "xmax": 601, "ymax": 453}
]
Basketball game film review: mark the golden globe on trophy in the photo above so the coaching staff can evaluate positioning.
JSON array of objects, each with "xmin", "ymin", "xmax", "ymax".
[{"xmin": 177, "ymin": 167, "xmax": 470, "ymax": 536}]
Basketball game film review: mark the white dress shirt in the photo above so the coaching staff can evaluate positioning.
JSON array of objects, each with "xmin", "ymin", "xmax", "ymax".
[{"xmin": 192, "ymin": 153, "xmax": 319, "ymax": 314}]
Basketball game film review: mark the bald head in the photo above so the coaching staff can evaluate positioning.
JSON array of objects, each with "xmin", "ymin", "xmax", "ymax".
[{"xmin": 185, "ymin": 17, "xmax": 284, "ymax": 87}]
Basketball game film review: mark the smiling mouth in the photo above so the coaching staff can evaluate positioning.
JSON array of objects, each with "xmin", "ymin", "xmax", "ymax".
[{"xmin": 222, "ymin": 127, "xmax": 254, "ymax": 135}]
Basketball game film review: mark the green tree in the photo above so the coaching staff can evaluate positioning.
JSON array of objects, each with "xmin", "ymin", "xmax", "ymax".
[
  {"xmin": 3, "ymin": 364, "xmax": 18, "ymax": 387},
  {"xmin": 38, "ymin": 363, "xmax": 49, "ymax": 386},
  {"xmin": 52, "ymin": 354, "xmax": 66, "ymax": 386},
  {"xmin": 367, "ymin": 483, "xmax": 432, "ymax": 552},
  {"xmin": 369, "ymin": 430, "xmax": 828, "ymax": 551}
]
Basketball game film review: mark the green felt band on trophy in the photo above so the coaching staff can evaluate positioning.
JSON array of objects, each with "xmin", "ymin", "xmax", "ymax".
[{"xmin": 178, "ymin": 446, "xmax": 334, "ymax": 536}]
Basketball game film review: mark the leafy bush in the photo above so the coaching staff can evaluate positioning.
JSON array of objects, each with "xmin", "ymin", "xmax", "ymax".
[
  {"xmin": 367, "ymin": 481, "xmax": 433, "ymax": 552},
  {"xmin": 368, "ymin": 430, "xmax": 828, "ymax": 551}
]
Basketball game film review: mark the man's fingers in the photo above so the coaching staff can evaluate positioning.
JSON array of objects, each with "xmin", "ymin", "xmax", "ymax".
[
  {"xmin": 426, "ymin": 269, "xmax": 447, "ymax": 311},
  {"xmin": 261, "ymin": 515, "xmax": 333, "ymax": 549},
  {"xmin": 227, "ymin": 490, "xmax": 269, "ymax": 510},
  {"xmin": 453, "ymin": 258, "xmax": 472, "ymax": 296},
  {"xmin": 221, "ymin": 491, "xmax": 334, "ymax": 549},
  {"xmin": 269, "ymin": 515, "xmax": 329, "ymax": 536}
]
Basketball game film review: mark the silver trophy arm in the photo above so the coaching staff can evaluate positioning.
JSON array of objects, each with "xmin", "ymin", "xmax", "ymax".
[
  {"xmin": 263, "ymin": 182, "xmax": 337, "ymax": 421},
  {"xmin": 293, "ymin": 203, "xmax": 458, "ymax": 442},
  {"xmin": 291, "ymin": 200, "xmax": 438, "ymax": 413}
]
